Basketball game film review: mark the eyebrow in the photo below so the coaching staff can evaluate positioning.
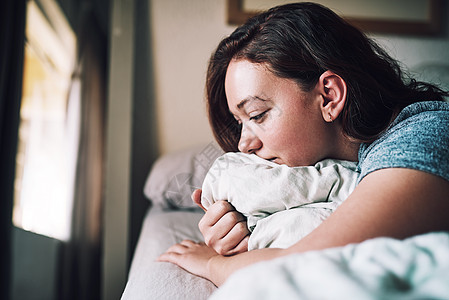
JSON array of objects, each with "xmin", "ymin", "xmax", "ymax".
[{"xmin": 236, "ymin": 96, "xmax": 267, "ymax": 110}]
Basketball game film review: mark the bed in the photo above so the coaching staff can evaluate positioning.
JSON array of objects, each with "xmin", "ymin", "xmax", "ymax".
[
  {"xmin": 121, "ymin": 144, "xmax": 222, "ymax": 299},
  {"xmin": 121, "ymin": 144, "xmax": 449, "ymax": 300},
  {"xmin": 121, "ymin": 65, "xmax": 449, "ymax": 300},
  {"xmin": 120, "ymin": 208, "xmax": 217, "ymax": 299}
]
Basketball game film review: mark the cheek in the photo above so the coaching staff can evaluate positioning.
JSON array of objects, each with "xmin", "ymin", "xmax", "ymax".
[
  {"xmin": 267, "ymin": 124, "xmax": 298, "ymax": 151},
  {"xmin": 276, "ymin": 123, "xmax": 316, "ymax": 161}
]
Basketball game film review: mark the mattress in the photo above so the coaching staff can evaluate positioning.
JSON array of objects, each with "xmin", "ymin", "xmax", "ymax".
[{"xmin": 121, "ymin": 207, "xmax": 217, "ymax": 300}]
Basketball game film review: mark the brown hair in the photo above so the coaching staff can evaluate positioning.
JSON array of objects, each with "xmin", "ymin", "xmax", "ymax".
[{"xmin": 206, "ymin": 2, "xmax": 448, "ymax": 152}]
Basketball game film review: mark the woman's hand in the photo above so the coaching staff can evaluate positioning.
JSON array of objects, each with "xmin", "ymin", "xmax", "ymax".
[
  {"xmin": 157, "ymin": 240, "xmax": 220, "ymax": 281},
  {"xmin": 158, "ymin": 239, "xmax": 285, "ymax": 287},
  {"xmin": 192, "ymin": 189, "xmax": 250, "ymax": 256}
]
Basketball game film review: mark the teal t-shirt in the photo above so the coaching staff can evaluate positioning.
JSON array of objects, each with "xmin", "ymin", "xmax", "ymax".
[{"xmin": 357, "ymin": 101, "xmax": 449, "ymax": 183}]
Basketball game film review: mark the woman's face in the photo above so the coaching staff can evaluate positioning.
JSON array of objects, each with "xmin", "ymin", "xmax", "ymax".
[{"xmin": 225, "ymin": 59, "xmax": 334, "ymax": 167}]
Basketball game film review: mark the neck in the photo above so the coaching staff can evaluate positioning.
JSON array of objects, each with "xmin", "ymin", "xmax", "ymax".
[
  {"xmin": 339, "ymin": 138, "xmax": 361, "ymax": 162},
  {"xmin": 332, "ymin": 128, "xmax": 361, "ymax": 162}
]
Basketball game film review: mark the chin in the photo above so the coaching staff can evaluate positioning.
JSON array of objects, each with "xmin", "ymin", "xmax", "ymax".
[{"xmin": 287, "ymin": 158, "xmax": 318, "ymax": 167}]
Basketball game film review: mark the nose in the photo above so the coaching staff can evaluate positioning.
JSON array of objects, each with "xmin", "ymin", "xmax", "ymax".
[{"xmin": 238, "ymin": 124, "xmax": 262, "ymax": 154}]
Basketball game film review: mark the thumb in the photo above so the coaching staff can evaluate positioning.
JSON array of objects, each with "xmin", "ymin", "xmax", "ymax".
[{"xmin": 192, "ymin": 189, "xmax": 207, "ymax": 212}]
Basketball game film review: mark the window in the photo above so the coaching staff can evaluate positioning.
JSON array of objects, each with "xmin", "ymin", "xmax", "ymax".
[{"xmin": 13, "ymin": 0, "xmax": 77, "ymax": 241}]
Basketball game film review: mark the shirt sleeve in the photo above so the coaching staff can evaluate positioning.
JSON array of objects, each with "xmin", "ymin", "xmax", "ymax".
[{"xmin": 358, "ymin": 107, "xmax": 449, "ymax": 183}]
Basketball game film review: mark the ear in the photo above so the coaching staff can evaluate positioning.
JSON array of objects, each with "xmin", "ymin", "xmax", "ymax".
[{"xmin": 316, "ymin": 70, "xmax": 347, "ymax": 123}]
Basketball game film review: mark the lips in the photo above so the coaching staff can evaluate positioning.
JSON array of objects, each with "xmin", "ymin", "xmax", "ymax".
[
  {"xmin": 254, "ymin": 153, "xmax": 281, "ymax": 164},
  {"xmin": 267, "ymin": 157, "xmax": 281, "ymax": 164}
]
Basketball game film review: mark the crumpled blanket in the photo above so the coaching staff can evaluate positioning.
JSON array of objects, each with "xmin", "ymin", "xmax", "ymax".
[
  {"xmin": 201, "ymin": 152, "xmax": 359, "ymax": 250},
  {"xmin": 210, "ymin": 231, "xmax": 449, "ymax": 300}
]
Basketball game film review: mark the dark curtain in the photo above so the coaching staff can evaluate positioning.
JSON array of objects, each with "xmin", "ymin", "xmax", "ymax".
[
  {"xmin": 130, "ymin": 0, "xmax": 156, "ymax": 264},
  {"xmin": 0, "ymin": 0, "xmax": 26, "ymax": 299},
  {"xmin": 60, "ymin": 7, "xmax": 107, "ymax": 300}
]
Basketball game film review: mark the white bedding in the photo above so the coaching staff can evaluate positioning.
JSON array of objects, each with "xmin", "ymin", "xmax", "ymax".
[
  {"xmin": 211, "ymin": 231, "xmax": 449, "ymax": 300},
  {"xmin": 121, "ymin": 208, "xmax": 217, "ymax": 300},
  {"xmin": 122, "ymin": 207, "xmax": 449, "ymax": 300},
  {"xmin": 201, "ymin": 152, "xmax": 359, "ymax": 249}
]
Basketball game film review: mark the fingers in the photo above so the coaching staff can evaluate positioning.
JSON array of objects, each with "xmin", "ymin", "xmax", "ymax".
[
  {"xmin": 157, "ymin": 252, "xmax": 178, "ymax": 263},
  {"xmin": 174, "ymin": 239, "xmax": 204, "ymax": 250},
  {"xmin": 179, "ymin": 239, "xmax": 200, "ymax": 247},
  {"xmin": 164, "ymin": 240, "xmax": 199, "ymax": 253},
  {"xmin": 198, "ymin": 201, "xmax": 250, "ymax": 255},
  {"xmin": 211, "ymin": 220, "xmax": 249, "ymax": 255},
  {"xmin": 191, "ymin": 189, "xmax": 206, "ymax": 212},
  {"xmin": 225, "ymin": 235, "xmax": 249, "ymax": 256},
  {"xmin": 209, "ymin": 210, "xmax": 247, "ymax": 241},
  {"xmin": 157, "ymin": 240, "xmax": 219, "ymax": 280},
  {"xmin": 198, "ymin": 201, "xmax": 236, "ymax": 230},
  {"xmin": 157, "ymin": 240, "xmax": 202, "ymax": 262}
]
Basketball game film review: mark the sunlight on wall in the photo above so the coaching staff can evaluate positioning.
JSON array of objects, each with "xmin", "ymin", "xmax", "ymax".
[{"xmin": 13, "ymin": 0, "xmax": 77, "ymax": 242}]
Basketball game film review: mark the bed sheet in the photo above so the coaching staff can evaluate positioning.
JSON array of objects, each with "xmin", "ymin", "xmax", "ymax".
[
  {"xmin": 211, "ymin": 231, "xmax": 449, "ymax": 300},
  {"xmin": 121, "ymin": 208, "xmax": 217, "ymax": 300}
]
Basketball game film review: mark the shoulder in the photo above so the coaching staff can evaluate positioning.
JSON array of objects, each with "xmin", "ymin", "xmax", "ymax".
[{"xmin": 358, "ymin": 101, "xmax": 449, "ymax": 182}]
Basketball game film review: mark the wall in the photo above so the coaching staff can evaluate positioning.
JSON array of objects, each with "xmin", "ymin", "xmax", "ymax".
[
  {"xmin": 150, "ymin": 0, "xmax": 449, "ymax": 154},
  {"xmin": 150, "ymin": 0, "xmax": 235, "ymax": 154},
  {"xmin": 374, "ymin": 31, "xmax": 449, "ymax": 71}
]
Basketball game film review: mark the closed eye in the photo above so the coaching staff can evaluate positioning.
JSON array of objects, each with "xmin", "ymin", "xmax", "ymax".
[{"xmin": 249, "ymin": 110, "xmax": 268, "ymax": 122}]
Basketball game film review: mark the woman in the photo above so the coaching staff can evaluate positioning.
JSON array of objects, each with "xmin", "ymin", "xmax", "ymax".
[{"xmin": 158, "ymin": 2, "xmax": 449, "ymax": 287}]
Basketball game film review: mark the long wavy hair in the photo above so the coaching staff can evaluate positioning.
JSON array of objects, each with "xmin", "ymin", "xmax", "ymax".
[{"xmin": 206, "ymin": 2, "xmax": 448, "ymax": 152}]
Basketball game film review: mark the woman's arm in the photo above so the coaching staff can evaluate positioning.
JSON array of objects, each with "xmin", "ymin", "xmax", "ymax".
[
  {"xmin": 287, "ymin": 168, "xmax": 449, "ymax": 253},
  {"xmin": 159, "ymin": 168, "xmax": 449, "ymax": 286}
]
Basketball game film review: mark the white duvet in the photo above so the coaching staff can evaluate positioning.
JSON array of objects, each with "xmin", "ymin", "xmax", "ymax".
[
  {"xmin": 201, "ymin": 152, "xmax": 359, "ymax": 250},
  {"xmin": 211, "ymin": 231, "xmax": 449, "ymax": 300}
]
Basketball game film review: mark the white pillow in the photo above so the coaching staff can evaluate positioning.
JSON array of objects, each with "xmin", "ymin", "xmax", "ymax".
[{"xmin": 143, "ymin": 143, "xmax": 224, "ymax": 209}]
